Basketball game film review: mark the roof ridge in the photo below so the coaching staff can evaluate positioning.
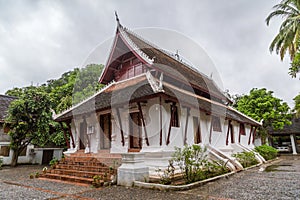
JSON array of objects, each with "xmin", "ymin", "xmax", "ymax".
[
  {"xmin": 0, "ymin": 94, "xmax": 18, "ymax": 99},
  {"xmin": 121, "ymin": 26, "xmax": 217, "ymax": 84},
  {"xmin": 119, "ymin": 27, "xmax": 154, "ymax": 64}
]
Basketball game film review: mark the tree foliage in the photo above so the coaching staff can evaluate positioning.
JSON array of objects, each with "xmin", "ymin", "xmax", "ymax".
[
  {"xmin": 72, "ymin": 64, "xmax": 104, "ymax": 105},
  {"xmin": 5, "ymin": 87, "xmax": 52, "ymax": 166},
  {"xmin": 266, "ymin": 0, "xmax": 300, "ymax": 77},
  {"xmin": 234, "ymin": 88, "xmax": 292, "ymax": 132},
  {"xmin": 294, "ymin": 93, "xmax": 300, "ymax": 117},
  {"xmin": 4, "ymin": 64, "xmax": 104, "ymax": 166}
]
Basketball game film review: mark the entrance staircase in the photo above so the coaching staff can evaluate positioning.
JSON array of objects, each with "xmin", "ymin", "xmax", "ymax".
[{"xmin": 41, "ymin": 150, "xmax": 122, "ymax": 185}]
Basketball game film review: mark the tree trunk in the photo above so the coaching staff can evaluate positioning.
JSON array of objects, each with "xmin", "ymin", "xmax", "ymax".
[{"xmin": 11, "ymin": 149, "xmax": 19, "ymax": 167}]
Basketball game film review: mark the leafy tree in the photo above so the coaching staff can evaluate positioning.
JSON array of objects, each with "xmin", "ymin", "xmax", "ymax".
[
  {"xmin": 4, "ymin": 64, "xmax": 104, "ymax": 165},
  {"xmin": 294, "ymin": 93, "xmax": 300, "ymax": 117},
  {"xmin": 4, "ymin": 64, "xmax": 104, "ymax": 162},
  {"xmin": 5, "ymin": 87, "xmax": 24, "ymax": 98},
  {"xmin": 5, "ymin": 87, "xmax": 52, "ymax": 166},
  {"xmin": 234, "ymin": 88, "xmax": 292, "ymax": 142},
  {"xmin": 72, "ymin": 64, "xmax": 104, "ymax": 104},
  {"xmin": 266, "ymin": 0, "xmax": 300, "ymax": 77}
]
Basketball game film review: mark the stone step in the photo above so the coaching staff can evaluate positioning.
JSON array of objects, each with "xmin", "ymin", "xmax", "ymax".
[
  {"xmin": 59, "ymin": 160, "xmax": 107, "ymax": 167},
  {"xmin": 42, "ymin": 173, "xmax": 95, "ymax": 185},
  {"xmin": 48, "ymin": 169, "xmax": 113, "ymax": 179},
  {"xmin": 68, "ymin": 152, "xmax": 122, "ymax": 159},
  {"xmin": 55, "ymin": 164, "xmax": 116, "ymax": 173},
  {"xmin": 41, "ymin": 151, "xmax": 120, "ymax": 186}
]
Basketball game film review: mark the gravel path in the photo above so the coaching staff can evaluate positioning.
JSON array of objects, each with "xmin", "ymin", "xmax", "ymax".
[{"xmin": 0, "ymin": 156, "xmax": 299, "ymax": 200}]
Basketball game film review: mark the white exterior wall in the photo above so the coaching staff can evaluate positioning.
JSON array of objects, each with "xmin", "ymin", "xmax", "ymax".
[{"xmin": 68, "ymin": 97, "xmax": 260, "ymax": 154}]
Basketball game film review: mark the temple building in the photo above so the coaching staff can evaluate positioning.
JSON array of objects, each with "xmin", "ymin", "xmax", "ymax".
[{"xmin": 52, "ymin": 17, "xmax": 264, "ymax": 186}]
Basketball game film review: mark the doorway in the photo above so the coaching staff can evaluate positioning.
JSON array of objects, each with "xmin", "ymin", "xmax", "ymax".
[
  {"xmin": 99, "ymin": 113, "xmax": 112, "ymax": 149},
  {"xmin": 129, "ymin": 112, "xmax": 142, "ymax": 151},
  {"xmin": 193, "ymin": 116, "xmax": 201, "ymax": 144},
  {"xmin": 42, "ymin": 150, "xmax": 54, "ymax": 165}
]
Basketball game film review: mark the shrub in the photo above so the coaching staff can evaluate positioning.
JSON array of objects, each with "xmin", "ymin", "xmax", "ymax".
[
  {"xmin": 232, "ymin": 151, "xmax": 258, "ymax": 168},
  {"xmin": 156, "ymin": 160, "xmax": 175, "ymax": 185},
  {"xmin": 254, "ymin": 145, "xmax": 278, "ymax": 161},
  {"xmin": 49, "ymin": 157, "xmax": 58, "ymax": 167},
  {"xmin": 169, "ymin": 145, "xmax": 229, "ymax": 184},
  {"xmin": 92, "ymin": 175, "xmax": 103, "ymax": 188}
]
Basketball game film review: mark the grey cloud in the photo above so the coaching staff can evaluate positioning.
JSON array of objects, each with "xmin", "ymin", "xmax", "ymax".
[{"xmin": 0, "ymin": 0, "xmax": 299, "ymax": 107}]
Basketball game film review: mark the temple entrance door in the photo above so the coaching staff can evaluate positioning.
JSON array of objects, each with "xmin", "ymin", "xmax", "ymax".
[
  {"xmin": 193, "ymin": 116, "xmax": 201, "ymax": 144},
  {"xmin": 100, "ymin": 113, "xmax": 112, "ymax": 149},
  {"xmin": 79, "ymin": 121, "xmax": 86, "ymax": 150},
  {"xmin": 129, "ymin": 112, "xmax": 142, "ymax": 151}
]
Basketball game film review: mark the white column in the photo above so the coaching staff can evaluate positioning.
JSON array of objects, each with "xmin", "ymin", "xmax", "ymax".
[{"xmin": 290, "ymin": 134, "xmax": 297, "ymax": 155}]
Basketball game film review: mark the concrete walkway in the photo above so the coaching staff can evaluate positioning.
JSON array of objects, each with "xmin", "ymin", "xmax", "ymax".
[{"xmin": 0, "ymin": 156, "xmax": 299, "ymax": 199}]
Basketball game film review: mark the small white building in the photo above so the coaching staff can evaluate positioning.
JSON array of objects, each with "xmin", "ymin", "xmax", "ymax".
[{"xmin": 55, "ymin": 20, "xmax": 263, "ymax": 185}]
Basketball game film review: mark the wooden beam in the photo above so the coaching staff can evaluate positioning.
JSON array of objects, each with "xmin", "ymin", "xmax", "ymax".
[
  {"xmin": 67, "ymin": 121, "xmax": 75, "ymax": 148},
  {"xmin": 166, "ymin": 103, "xmax": 176, "ymax": 145},
  {"xmin": 248, "ymin": 126, "xmax": 253, "ymax": 145},
  {"xmin": 116, "ymin": 107, "xmax": 125, "ymax": 146},
  {"xmin": 238, "ymin": 123, "xmax": 241, "ymax": 143},
  {"xmin": 226, "ymin": 120, "xmax": 231, "ymax": 146},
  {"xmin": 209, "ymin": 117, "xmax": 213, "ymax": 144},
  {"xmin": 137, "ymin": 102, "xmax": 149, "ymax": 146},
  {"xmin": 230, "ymin": 122, "xmax": 234, "ymax": 144},
  {"xmin": 252, "ymin": 127, "xmax": 257, "ymax": 144},
  {"xmin": 159, "ymin": 96, "xmax": 162, "ymax": 146},
  {"xmin": 60, "ymin": 122, "xmax": 70, "ymax": 148},
  {"xmin": 183, "ymin": 107, "xmax": 190, "ymax": 145}
]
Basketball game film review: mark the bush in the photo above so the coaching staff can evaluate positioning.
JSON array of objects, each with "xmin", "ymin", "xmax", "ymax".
[
  {"xmin": 49, "ymin": 157, "xmax": 58, "ymax": 167},
  {"xmin": 232, "ymin": 151, "xmax": 258, "ymax": 168},
  {"xmin": 156, "ymin": 160, "xmax": 175, "ymax": 185},
  {"xmin": 255, "ymin": 145, "xmax": 278, "ymax": 161},
  {"xmin": 168, "ymin": 145, "xmax": 229, "ymax": 184}
]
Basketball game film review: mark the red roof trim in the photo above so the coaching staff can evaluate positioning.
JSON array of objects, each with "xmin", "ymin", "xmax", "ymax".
[{"xmin": 99, "ymin": 31, "xmax": 121, "ymax": 84}]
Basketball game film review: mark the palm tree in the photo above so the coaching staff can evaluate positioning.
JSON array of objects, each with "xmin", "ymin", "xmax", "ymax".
[{"xmin": 266, "ymin": 0, "xmax": 300, "ymax": 61}]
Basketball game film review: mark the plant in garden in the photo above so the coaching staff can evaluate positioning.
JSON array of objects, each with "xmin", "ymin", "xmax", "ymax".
[
  {"xmin": 255, "ymin": 145, "xmax": 278, "ymax": 161},
  {"xmin": 29, "ymin": 173, "xmax": 34, "ymax": 179},
  {"xmin": 49, "ymin": 157, "xmax": 58, "ymax": 168},
  {"xmin": 92, "ymin": 175, "xmax": 103, "ymax": 188},
  {"xmin": 156, "ymin": 160, "xmax": 175, "ymax": 185},
  {"xmin": 170, "ymin": 145, "xmax": 229, "ymax": 184},
  {"xmin": 232, "ymin": 151, "xmax": 258, "ymax": 168},
  {"xmin": 172, "ymin": 145, "xmax": 208, "ymax": 183}
]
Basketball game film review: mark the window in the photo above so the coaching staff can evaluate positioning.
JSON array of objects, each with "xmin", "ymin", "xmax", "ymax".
[
  {"xmin": 0, "ymin": 146, "xmax": 10, "ymax": 157},
  {"xmin": 170, "ymin": 104, "xmax": 179, "ymax": 127},
  {"xmin": 239, "ymin": 123, "xmax": 246, "ymax": 135},
  {"xmin": 212, "ymin": 116, "xmax": 222, "ymax": 132}
]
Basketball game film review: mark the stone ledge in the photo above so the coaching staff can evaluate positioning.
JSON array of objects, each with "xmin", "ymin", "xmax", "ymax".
[{"xmin": 133, "ymin": 171, "xmax": 235, "ymax": 191}]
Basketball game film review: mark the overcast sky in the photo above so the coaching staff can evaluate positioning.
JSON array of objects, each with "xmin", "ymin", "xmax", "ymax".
[{"xmin": 0, "ymin": 0, "xmax": 299, "ymax": 107}]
